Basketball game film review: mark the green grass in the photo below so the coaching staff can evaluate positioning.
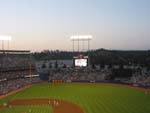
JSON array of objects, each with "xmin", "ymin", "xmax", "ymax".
[
  {"xmin": 0, "ymin": 83, "xmax": 150, "ymax": 113},
  {"xmin": 0, "ymin": 105, "xmax": 52, "ymax": 113}
]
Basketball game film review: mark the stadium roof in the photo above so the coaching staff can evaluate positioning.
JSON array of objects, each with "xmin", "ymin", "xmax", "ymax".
[{"xmin": 0, "ymin": 50, "xmax": 30, "ymax": 54}]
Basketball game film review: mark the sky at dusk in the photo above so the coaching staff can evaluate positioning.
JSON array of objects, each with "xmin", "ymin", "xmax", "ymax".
[{"xmin": 0, "ymin": 0, "xmax": 149, "ymax": 51}]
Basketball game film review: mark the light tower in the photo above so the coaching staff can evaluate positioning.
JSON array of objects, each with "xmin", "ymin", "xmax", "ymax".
[
  {"xmin": 70, "ymin": 35, "xmax": 93, "ymax": 67},
  {"xmin": 0, "ymin": 35, "xmax": 12, "ymax": 50},
  {"xmin": 70, "ymin": 35, "xmax": 92, "ymax": 53}
]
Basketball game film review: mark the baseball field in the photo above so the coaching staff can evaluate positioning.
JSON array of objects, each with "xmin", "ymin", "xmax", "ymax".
[{"xmin": 0, "ymin": 83, "xmax": 150, "ymax": 113}]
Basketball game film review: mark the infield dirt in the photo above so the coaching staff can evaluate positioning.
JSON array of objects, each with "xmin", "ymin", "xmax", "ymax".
[{"xmin": 4, "ymin": 98, "xmax": 84, "ymax": 113}]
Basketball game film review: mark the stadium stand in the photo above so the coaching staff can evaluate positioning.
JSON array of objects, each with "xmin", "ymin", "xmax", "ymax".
[
  {"xmin": 0, "ymin": 50, "xmax": 41, "ymax": 95},
  {"xmin": 0, "ymin": 50, "xmax": 150, "ymax": 96}
]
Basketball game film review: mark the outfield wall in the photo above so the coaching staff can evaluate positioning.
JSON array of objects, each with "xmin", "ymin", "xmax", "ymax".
[
  {"xmin": 48, "ymin": 80, "xmax": 150, "ymax": 89},
  {"xmin": 72, "ymin": 80, "xmax": 150, "ymax": 89}
]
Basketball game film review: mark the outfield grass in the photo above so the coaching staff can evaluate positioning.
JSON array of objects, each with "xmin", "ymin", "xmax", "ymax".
[
  {"xmin": 0, "ymin": 105, "xmax": 52, "ymax": 113},
  {"xmin": 0, "ymin": 83, "xmax": 150, "ymax": 113}
]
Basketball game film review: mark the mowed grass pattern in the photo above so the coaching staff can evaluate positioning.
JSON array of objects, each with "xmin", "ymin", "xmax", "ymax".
[{"xmin": 0, "ymin": 83, "xmax": 150, "ymax": 113}]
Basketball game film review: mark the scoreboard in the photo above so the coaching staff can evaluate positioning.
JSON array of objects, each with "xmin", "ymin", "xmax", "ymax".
[
  {"xmin": 73, "ymin": 55, "xmax": 88, "ymax": 67},
  {"xmin": 75, "ymin": 59, "xmax": 87, "ymax": 67}
]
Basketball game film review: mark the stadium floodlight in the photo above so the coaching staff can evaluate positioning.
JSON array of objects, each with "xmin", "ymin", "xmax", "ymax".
[
  {"xmin": 70, "ymin": 35, "xmax": 93, "ymax": 40},
  {"xmin": 0, "ymin": 35, "xmax": 12, "ymax": 41},
  {"xmin": 0, "ymin": 35, "xmax": 12, "ymax": 50}
]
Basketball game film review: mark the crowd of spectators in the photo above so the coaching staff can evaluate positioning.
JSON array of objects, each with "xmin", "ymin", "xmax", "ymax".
[
  {"xmin": 1, "ymin": 54, "xmax": 150, "ymax": 96},
  {"xmin": 130, "ymin": 68, "xmax": 150, "ymax": 86},
  {"xmin": 48, "ymin": 67, "xmax": 150, "ymax": 86},
  {"xmin": 0, "ymin": 67, "xmax": 150, "ymax": 96},
  {"xmin": 0, "ymin": 77, "xmax": 41, "ymax": 95},
  {"xmin": 0, "ymin": 69, "xmax": 41, "ymax": 95},
  {"xmin": 0, "ymin": 70, "xmax": 37, "ymax": 80},
  {"xmin": 0, "ymin": 54, "xmax": 35, "ymax": 69},
  {"xmin": 48, "ymin": 68, "xmax": 112, "ymax": 81},
  {"xmin": 0, "ymin": 53, "xmax": 40, "ymax": 96}
]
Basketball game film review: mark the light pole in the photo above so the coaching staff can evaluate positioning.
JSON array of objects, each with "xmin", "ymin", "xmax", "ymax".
[
  {"xmin": 70, "ymin": 35, "xmax": 93, "ymax": 67},
  {"xmin": 0, "ymin": 35, "xmax": 12, "ymax": 50}
]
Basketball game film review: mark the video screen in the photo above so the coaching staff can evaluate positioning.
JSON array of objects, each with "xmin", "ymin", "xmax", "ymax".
[{"xmin": 75, "ymin": 59, "xmax": 87, "ymax": 67}]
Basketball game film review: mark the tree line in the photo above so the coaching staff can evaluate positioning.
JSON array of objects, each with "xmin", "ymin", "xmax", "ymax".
[{"xmin": 32, "ymin": 49, "xmax": 150, "ymax": 67}]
